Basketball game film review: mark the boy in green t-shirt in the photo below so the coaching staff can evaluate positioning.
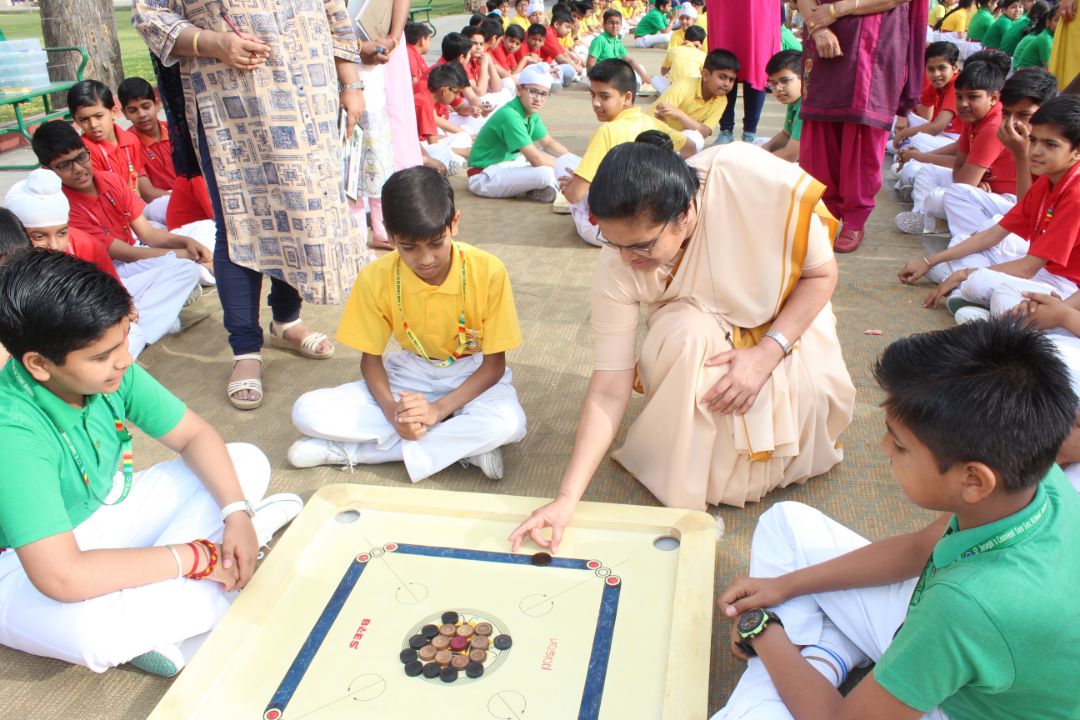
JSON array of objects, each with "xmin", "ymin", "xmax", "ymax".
[
  {"xmin": 712, "ymin": 319, "xmax": 1080, "ymax": 720},
  {"xmin": 760, "ymin": 50, "xmax": 803, "ymax": 163},
  {"xmin": 633, "ymin": 0, "xmax": 674, "ymax": 48},
  {"xmin": 588, "ymin": 9, "xmax": 652, "ymax": 86},
  {"xmin": 0, "ymin": 251, "xmax": 302, "ymax": 678}
]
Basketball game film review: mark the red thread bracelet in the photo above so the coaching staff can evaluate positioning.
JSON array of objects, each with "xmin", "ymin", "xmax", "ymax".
[
  {"xmin": 186, "ymin": 541, "xmax": 201, "ymax": 577},
  {"xmin": 186, "ymin": 539, "xmax": 218, "ymax": 580}
]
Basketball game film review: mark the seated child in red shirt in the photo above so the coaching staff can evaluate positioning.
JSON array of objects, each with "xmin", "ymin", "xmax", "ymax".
[
  {"xmin": 414, "ymin": 64, "xmax": 474, "ymax": 176},
  {"xmin": 405, "ymin": 22, "xmax": 433, "ymax": 90},
  {"xmin": 890, "ymin": 41, "xmax": 963, "ymax": 157}
]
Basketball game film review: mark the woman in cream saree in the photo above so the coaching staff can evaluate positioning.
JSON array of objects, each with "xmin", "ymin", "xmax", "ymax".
[{"xmin": 510, "ymin": 140, "xmax": 854, "ymax": 551}]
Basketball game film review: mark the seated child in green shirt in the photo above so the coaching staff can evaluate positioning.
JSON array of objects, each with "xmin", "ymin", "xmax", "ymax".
[
  {"xmin": 0, "ymin": 251, "xmax": 302, "ymax": 677},
  {"xmin": 712, "ymin": 318, "xmax": 1080, "ymax": 720},
  {"xmin": 759, "ymin": 50, "xmax": 803, "ymax": 163}
]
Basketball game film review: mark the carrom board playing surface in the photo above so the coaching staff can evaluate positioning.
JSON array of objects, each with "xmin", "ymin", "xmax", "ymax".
[{"xmin": 149, "ymin": 484, "xmax": 716, "ymax": 720}]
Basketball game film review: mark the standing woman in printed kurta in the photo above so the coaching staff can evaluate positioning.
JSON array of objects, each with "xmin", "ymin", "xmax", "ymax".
[
  {"xmin": 509, "ymin": 141, "xmax": 855, "ymax": 553},
  {"xmin": 797, "ymin": 0, "xmax": 927, "ymax": 253},
  {"xmin": 132, "ymin": 1, "xmax": 369, "ymax": 410}
]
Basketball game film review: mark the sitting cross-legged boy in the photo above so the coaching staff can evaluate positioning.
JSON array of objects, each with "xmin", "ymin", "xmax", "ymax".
[
  {"xmin": 467, "ymin": 65, "xmax": 580, "ymax": 201},
  {"xmin": 289, "ymin": 167, "xmax": 527, "ymax": 481},
  {"xmin": 919, "ymin": 96, "xmax": 1080, "ymax": 324},
  {"xmin": 416, "ymin": 64, "xmax": 475, "ymax": 176},
  {"xmin": 889, "ymin": 42, "xmax": 962, "ymax": 158},
  {"xmin": 520, "ymin": 22, "xmax": 581, "ymax": 87},
  {"xmin": 634, "ymin": 0, "xmax": 675, "ymax": 48},
  {"xmin": 558, "ymin": 58, "xmax": 691, "ymax": 244},
  {"xmin": 758, "ymin": 50, "xmax": 803, "ymax": 163},
  {"xmin": 651, "ymin": 48, "xmax": 737, "ymax": 151},
  {"xmin": 711, "ymin": 318, "xmax": 1080, "ymax": 720},
  {"xmin": 587, "ymin": 10, "xmax": 652, "ymax": 87},
  {"xmin": 406, "ymin": 21, "xmax": 434, "ymax": 89},
  {"xmin": 0, "ymin": 250, "xmax": 302, "ymax": 678},
  {"xmin": 650, "ymin": 24, "xmax": 706, "ymax": 94}
]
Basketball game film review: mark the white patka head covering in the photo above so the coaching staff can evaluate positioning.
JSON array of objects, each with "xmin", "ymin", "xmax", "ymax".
[
  {"xmin": 527, "ymin": 0, "xmax": 546, "ymax": 15},
  {"xmin": 518, "ymin": 63, "xmax": 554, "ymax": 89},
  {"xmin": 3, "ymin": 169, "xmax": 69, "ymax": 229},
  {"xmin": 679, "ymin": 4, "xmax": 698, "ymax": 18}
]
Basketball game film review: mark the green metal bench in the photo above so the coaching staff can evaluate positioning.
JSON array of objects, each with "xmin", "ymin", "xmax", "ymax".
[
  {"xmin": 408, "ymin": 1, "xmax": 437, "ymax": 37},
  {"xmin": 0, "ymin": 43, "xmax": 90, "ymax": 171}
]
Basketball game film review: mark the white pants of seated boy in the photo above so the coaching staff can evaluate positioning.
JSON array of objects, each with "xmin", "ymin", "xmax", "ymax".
[
  {"xmin": 635, "ymin": 32, "xmax": 670, "ymax": 48},
  {"xmin": 941, "ymin": 183, "xmax": 1016, "ymax": 240},
  {"xmin": 115, "ymin": 252, "xmax": 202, "ymax": 359},
  {"xmin": 144, "ymin": 218, "xmax": 217, "ymax": 286},
  {"xmin": 924, "ymin": 216, "xmax": 1029, "ymax": 284},
  {"xmin": 554, "ymin": 154, "xmax": 599, "ymax": 243},
  {"xmin": 909, "ymin": 164, "xmax": 953, "ymax": 215},
  {"xmin": 143, "ymin": 194, "xmax": 171, "ymax": 226},
  {"xmin": 0, "ymin": 443, "xmax": 271, "ymax": 673},
  {"xmin": 957, "ymin": 267, "xmax": 1079, "ymax": 316},
  {"xmin": 291, "ymin": 352, "xmax": 527, "ymax": 482},
  {"xmin": 711, "ymin": 502, "xmax": 948, "ymax": 720},
  {"xmin": 425, "ymin": 132, "xmax": 472, "ymax": 168},
  {"xmin": 451, "ymin": 89, "xmax": 516, "ymax": 136},
  {"xmin": 468, "ymin": 152, "xmax": 582, "ymax": 199},
  {"xmin": 889, "ymin": 114, "xmax": 960, "ymax": 155}
]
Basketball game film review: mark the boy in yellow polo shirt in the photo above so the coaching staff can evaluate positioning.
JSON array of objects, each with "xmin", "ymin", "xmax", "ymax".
[
  {"xmin": 652, "ymin": 24, "xmax": 706, "ymax": 93},
  {"xmin": 651, "ymin": 48, "xmax": 738, "ymax": 151},
  {"xmin": 289, "ymin": 168, "xmax": 526, "ymax": 481},
  {"xmin": 555, "ymin": 59, "xmax": 692, "ymax": 243}
]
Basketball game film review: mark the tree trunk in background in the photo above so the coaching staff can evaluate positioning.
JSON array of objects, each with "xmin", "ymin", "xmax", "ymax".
[{"xmin": 39, "ymin": 0, "xmax": 124, "ymax": 107}]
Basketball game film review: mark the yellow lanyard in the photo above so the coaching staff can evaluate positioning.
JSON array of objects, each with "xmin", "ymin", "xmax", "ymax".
[{"xmin": 394, "ymin": 249, "xmax": 469, "ymax": 367}]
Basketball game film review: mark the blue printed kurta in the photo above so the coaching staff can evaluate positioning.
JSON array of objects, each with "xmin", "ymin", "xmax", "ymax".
[{"xmin": 132, "ymin": 0, "xmax": 370, "ymax": 305}]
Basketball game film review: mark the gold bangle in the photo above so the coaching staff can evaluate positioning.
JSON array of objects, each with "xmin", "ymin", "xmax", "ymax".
[
  {"xmin": 829, "ymin": 3, "xmax": 837, "ymax": 18},
  {"xmin": 853, "ymin": 0, "xmax": 859, "ymax": 10},
  {"xmin": 192, "ymin": 30, "xmax": 201, "ymax": 57}
]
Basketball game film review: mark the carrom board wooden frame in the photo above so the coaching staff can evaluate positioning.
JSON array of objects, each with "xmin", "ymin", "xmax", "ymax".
[{"xmin": 149, "ymin": 485, "xmax": 716, "ymax": 720}]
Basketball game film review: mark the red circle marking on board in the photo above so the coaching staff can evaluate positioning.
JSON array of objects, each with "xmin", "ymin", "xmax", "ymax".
[
  {"xmin": 385, "ymin": 543, "xmax": 398, "ymax": 552},
  {"xmin": 606, "ymin": 576, "xmax": 621, "ymax": 586},
  {"xmin": 586, "ymin": 560, "xmax": 601, "ymax": 570},
  {"xmin": 357, "ymin": 554, "xmax": 370, "ymax": 563},
  {"xmin": 264, "ymin": 709, "xmax": 282, "ymax": 720}
]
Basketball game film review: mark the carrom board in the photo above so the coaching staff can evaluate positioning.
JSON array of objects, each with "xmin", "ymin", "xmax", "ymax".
[{"xmin": 149, "ymin": 485, "xmax": 716, "ymax": 720}]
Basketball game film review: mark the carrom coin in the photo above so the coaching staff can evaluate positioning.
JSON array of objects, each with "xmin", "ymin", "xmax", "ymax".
[
  {"xmin": 408, "ymin": 634, "xmax": 426, "ymax": 650},
  {"xmin": 450, "ymin": 655, "xmax": 469, "ymax": 670},
  {"xmin": 422, "ymin": 662, "xmax": 441, "ymax": 679},
  {"xmin": 450, "ymin": 636, "xmax": 469, "ymax": 652},
  {"xmin": 471, "ymin": 635, "xmax": 490, "ymax": 650},
  {"xmin": 421, "ymin": 624, "xmax": 440, "ymax": 639},
  {"xmin": 438, "ymin": 623, "xmax": 457, "ymax": 637},
  {"xmin": 434, "ymin": 649, "xmax": 452, "ymax": 665},
  {"xmin": 456, "ymin": 624, "xmax": 475, "ymax": 638},
  {"xmin": 418, "ymin": 645, "xmax": 438, "ymax": 662},
  {"xmin": 465, "ymin": 661, "xmax": 485, "ymax": 678},
  {"xmin": 469, "ymin": 648, "xmax": 487, "ymax": 663},
  {"xmin": 493, "ymin": 634, "xmax": 513, "ymax": 650},
  {"xmin": 399, "ymin": 648, "xmax": 418, "ymax": 664},
  {"xmin": 439, "ymin": 667, "xmax": 459, "ymax": 683},
  {"xmin": 441, "ymin": 610, "xmax": 460, "ymax": 625},
  {"xmin": 431, "ymin": 635, "xmax": 451, "ymax": 650},
  {"xmin": 404, "ymin": 660, "xmax": 424, "ymax": 677},
  {"xmin": 531, "ymin": 552, "xmax": 553, "ymax": 566},
  {"xmin": 474, "ymin": 622, "xmax": 493, "ymax": 636}
]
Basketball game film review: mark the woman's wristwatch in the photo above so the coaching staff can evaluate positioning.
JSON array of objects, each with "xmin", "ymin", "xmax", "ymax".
[{"xmin": 764, "ymin": 328, "xmax": 795, "ymax": 355}]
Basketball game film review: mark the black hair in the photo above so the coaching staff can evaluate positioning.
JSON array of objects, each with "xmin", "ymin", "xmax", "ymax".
[
  {"xmin": 405, "ymin": 22, "xmax": 433, "ymax": 45},
  {"xmin": 1030, "ymin": 94, "xmax": 1080, "ymax": 147},
  {"xmin": 30, "ymin": 119, "xmax": 85, "ymax": 166},
  {"xmin": 976, "ymin": 0, "xmax": 993, "ymax": 7},
  {"xmin": 461, "ymin": 24, "xmax": 484, "ymax": 37},
  {"xmin": 441, "ymin": 32, "xmax": 473, "ymax": 61},
  {"xmin": 684, "ymin": 25, "xmax": 706, "ymax": 44},
  {"xmin": 590, "ymin": 142, "xmax": 699, "ymax": 224},
  {"xmin": 1023, "ymin": 0, "xmax": 1057, "ymax": 36},
  {"xmin": 654, "ymin": 0, "xmax": 670, "ymax": 7},
  {"xmin": 486, "ymin": 0, "xmax": 503, "ymax": 10},
  {"xmin": 603, "ymin": 8, "xmax": 623, "ymax": 21},
  {"xmin": 703, "ymin": 48, "xmax": 741, "ymax": 74},
  {"xmin": 382, "ymin": 167, "xmax": 456, "ymax": 244},
  {"xmin": 934, "ymin": 0, "xmax": 975, "ymax": 30},
  {"xmin": 0, "ymin": 250, "xmax": 133, "ymax": 365},
  {"xmin": 481, "ymin": 17, "xmax": 505, "ymax": 39},
  {"xmin": 552, "ymin": 10, "xmax": 574, "ymax": 25},
  {"xmin": 0, "ymin": 208, "xmax": 31, "ymax": 264},
  {"xmin": 117, "ymin": 76, "xmax": 155, "ymax": 107},
  {"xmin": 1001, "ymin": 67, "xmax": 1059, "ymax": 106},
  {"xmin": 66, "ymin": 79, "xmax": 114, "ymax": 115},
  {"xmin": 505, "ymin": 24, "xmax": 526, "ymax": 40},
  {"xmin": 468, "ymin": 12, "xmax": 486, "ymax": 26},
  {"xmin": 954, "ymin": 56, "xmax": 1009, "ymax": 93},
  {"xmin": 552, "ymin": 2, "xmax": 573, "ymax": 15},
  {"xmin": 874, "ymin": 318, "xmax": 1076, "ymax": 491},
  {"xmin": 765, "ymin": 49, "xmax": 801, "ymax": 75},
  {"xmin": 427, "ymin": 62, "xmax": 470, "ymax": 90},
  {"xmin": 634, "ymin": 129, "xmax": 675, "ymax": 152},
  {"xmin": 588, "ymin": 58, "xmax": 637, "ymax": 100},
  {"xmin": 924, "ymin": 40, "xmax": 960, "ymax": 65},
  {"xmin": 526, "ymin": 22, "xmax": 548, "ymax": 37},
  {"xmin": 965, "ymin": 47, "xmax": 1012, "ymax": 68}
]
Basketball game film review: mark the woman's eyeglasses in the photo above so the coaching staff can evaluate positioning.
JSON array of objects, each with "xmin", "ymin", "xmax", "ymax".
[{"xmin": 595, "ymin": 219, "xmax": 671, "ymax": 257}]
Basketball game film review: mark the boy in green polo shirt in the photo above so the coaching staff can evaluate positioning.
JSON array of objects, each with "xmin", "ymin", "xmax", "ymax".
[
  {"xmin": 711, "ymin": 319, "xmax": 1080, "ymax": 720},
  {"xmin": 633, "ymin": 0, "xmax": 674, "ymax": 47},
  {"xmin": 0, "ymin": 251, "xmax": 302, "ymax": 678},
  {"xmin": 587, "ymin": 10, "xmax": 655, "ymax": 89},
  {"xmin": 467, "ymin": 64, "xmax": 578, "ymax": 201},
  {"xmin": 760, "ymin": 50, "xmax": 803, "ymax": 162}
]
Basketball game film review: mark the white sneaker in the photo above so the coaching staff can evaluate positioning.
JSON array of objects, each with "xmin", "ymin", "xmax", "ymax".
[
  {"xmin": 462, "ymin": 447, "xmax": 503, "ymax": 479},
  {"xmin": 183, "ymin": 284, "xmax": 203, "ymax": 307},
  {"xmin": 129, "ymin": 643, "xmax": 185, "ymax": 677},
  {"xmin": 197, "ymin": 265, "xmax": 217, "ymax": 287},
  {"xmin": 287, "ymin": 437, "xmax": 354, "ymax": 469},
  {"xmin": 954, "ymin": 306, "xmax": 991, "ymax": 324},
  {"xmin": 526, "ymin": 186, "xmax": 558, "ymax": 203},
  {"xmin": 446, "ymin": 154, "xmax": 467, "ymax": 177},
  {"xmin": 252, "ymin": 493, "xmax": 304, "ymax": 544},
  {"xmin": 551, "ymin": 191, "xmax": 571, "ymax": 214},
  {"xmin": 894, "ymin": 210, "xmax": 927, "ymax": 234}
]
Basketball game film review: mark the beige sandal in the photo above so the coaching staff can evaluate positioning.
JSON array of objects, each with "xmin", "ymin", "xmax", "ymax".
[
  {"xmin": 227, "ymin": 353, "xmax": 264, "ymax": 410},
  {"xmin": 268, "ymin": 319, "xmax": 335, "ymax": 359}
]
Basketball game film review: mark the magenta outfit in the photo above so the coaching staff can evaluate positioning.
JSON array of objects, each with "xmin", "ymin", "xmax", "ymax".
[{"xmin": 705, "ymin": 0, "xmax": 780, "ymax": 90}]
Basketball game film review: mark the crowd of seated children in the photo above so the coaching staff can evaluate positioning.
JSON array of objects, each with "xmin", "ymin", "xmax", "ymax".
[
  {"xmin": 966, "ymin": 0, "xmax": 996, "ymax": 43},
  {"xmin": 757, "ymin": 50, "xmax": 803, "ymax": 163},
  {"xmin": 712, "ymin": 318, "xmax": 1080, "ymax": 720},
  {"xmin": 634, "ymin": 0, "xmax": 675, "ymax": 48},
  {"xmin": 0, "ymin": 248, "xmax": 303, "ymax": 679},
  {"xmin": 1011, "ymin": 0, "xmax": 1058, "ymax": 69},
  {"xmin": 981, "ymin": 0, "xmax": 1024, "ymax": 50},
  {"xmin": 999, "ymin": 0, "xmax": 1039, "ymax": 55},
  {"xmin": 467, "ymin": 65, "xmax": 579, "ymax": 202},
  {"xmin": 889, "ymin": 41, "xmax": 963, "ymax": 159},
  {"xmin": 894, "ymin": 51, "xmax": 1015, "ymax": 236},
  {"xmin": 289, "ymin": 167, "xmax": 526, "ymax": 482},
  {"xmin": 928, "ymin": 0, "xmax": 981, "ymax": 59},
  {"xmin": 651, "ymin": 24, "xmax": 705, "ymax": 94},
  {"xmin": 651, "ymin": 48, "xmax": 737, "ymax": 152},
  {"xmin": 556, "ymin": 59, "xmax": 690, "ymax": 244}
]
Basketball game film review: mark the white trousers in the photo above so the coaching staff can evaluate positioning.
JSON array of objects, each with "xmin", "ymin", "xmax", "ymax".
[
  {"xmin": 891, "ymin": 115, "xmax": 959, "ymax": 155},
  {"xmin": 554, "ymin": 154, "xmax": 598, "ymax": 244},
  {"xmin": 910, "ymin": 164, "xmax": 953, "ymax": 216},
  {"xmin": 711, "ymin": 502, "xmax": 947, "ymax": 720},
  {"xmin": 635, "ymin": 32, "xmax": 671, "ymax": 48},
  {"xmin": 942, "ymin": 184, "xmax": 1016, "ymax": 239},
  {"xmin": 958, "ymin": 267, "xmax": 1079, "ymax": 315},
  {"xmin": 468, "ymin": 152, "xmax": 581, "ymax": 200},
  {"xmin": 291, "ymin": 352, "xmax": 527, "ymax": 482},
  {"xmin": 925, "ymin": 215, "xmax": 1029, "ymax": 284},
  {"xmin": 115, "ymin": 253, "xmax": 201, "ymax": 359},
  {"xmin": 0, "ymin": 443, "xmax": 271, "ymax": 672},
  {"xmin": 143, "ymin": 195, "xmax": 170, "ymax": 226}
]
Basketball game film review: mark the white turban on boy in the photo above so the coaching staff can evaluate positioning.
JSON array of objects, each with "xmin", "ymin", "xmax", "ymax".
[{"xmin": 4, "ymin": 168, "xmax": 69, "ymax": 229}]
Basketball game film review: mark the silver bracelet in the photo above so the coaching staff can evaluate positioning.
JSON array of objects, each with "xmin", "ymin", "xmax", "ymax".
[
  {"xmin": 342, "ymin": 80, "xmax": 365, "ymax": 91},
  {"xmin": 764, "ymin": 328, "xmax": 794, "ymax": 355},
  {"xmin": 166, "ymin": 544, "xmax": 184, "ymax": 578}
]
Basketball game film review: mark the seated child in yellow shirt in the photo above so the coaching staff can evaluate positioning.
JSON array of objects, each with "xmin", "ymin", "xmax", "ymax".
[
  {"xmin": 651, "ymin": 48, "xmax": 737, "ymax": 151},
  {"xmin": 289, "ymin": 168, "xmax": 527, "ymax": 482},
  {"xmin": 652, "ymin": 24, "xmax": 706, "ymax": 94}
]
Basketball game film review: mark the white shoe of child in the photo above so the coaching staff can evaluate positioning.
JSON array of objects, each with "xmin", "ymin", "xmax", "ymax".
[
  {"xmin": 894, "ymin": 210, "xmax": 928, "ymax": 235},
  {"xmin": 462, "ymin": 447, "xmax": 504, "ymax": 480},
  {"xmin": 129, "ymin": 643, "xmax": 185, "ymax": 677},
  {"xmin": 197, "ymin": 265, "xmax": 217, "ymax": 287},
  {"xmin": 953, "ymin": 305, "xmax": 991, "ymax": 325},
  {"xmin": 895, "ymin": 184, "xmax": 913, "ymax": 203},
  {"xmin": 252, "ymin": 493, "xmax": 304, "ymax": 545},
  {"xmin": 552, "ymin": 191, "xmax": 571, "ymax": 214},
  {"xmin": 287, "ymin": 437, "xmax": 355, "ymax": 469},
  {"xmin": 526, "ymin": 186, "xmax": 558, "ymax": 203}
]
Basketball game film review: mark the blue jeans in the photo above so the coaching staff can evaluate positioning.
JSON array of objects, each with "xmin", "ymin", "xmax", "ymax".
[
  {"xmin": 720, "ymin": 82, "xmax": 766, "ymax": 135},
  {"xmin": 196, "ymin": 121, "xmax": 301, "ymax": 355}
]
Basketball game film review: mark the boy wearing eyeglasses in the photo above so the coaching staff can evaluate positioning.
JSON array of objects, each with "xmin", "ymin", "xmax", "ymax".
[
  {"xmin": 466, "ymin": 65, "xmax": 579, "ymax": 201},
  {"xmin": 759, "ymin": 50, "xmax": 803, "ymax": 163}
]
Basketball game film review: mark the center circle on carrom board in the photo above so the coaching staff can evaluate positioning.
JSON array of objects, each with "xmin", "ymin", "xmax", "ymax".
[
  {"xmin": 346, "ymin": 673, "xmax": 387, "ymax": 702},
  {"xmin": 518, "ymin": 593, "xmax": 555, "ymax": 617},
  {"xmin": 401, "ymin": 609, "xmax": 512, "ymax": 685}
]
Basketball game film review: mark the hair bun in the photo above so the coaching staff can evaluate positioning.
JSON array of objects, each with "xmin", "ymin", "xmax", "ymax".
[{"xmin": 634, "ymin": 129, "xmax": 675, "ymax": 152}]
